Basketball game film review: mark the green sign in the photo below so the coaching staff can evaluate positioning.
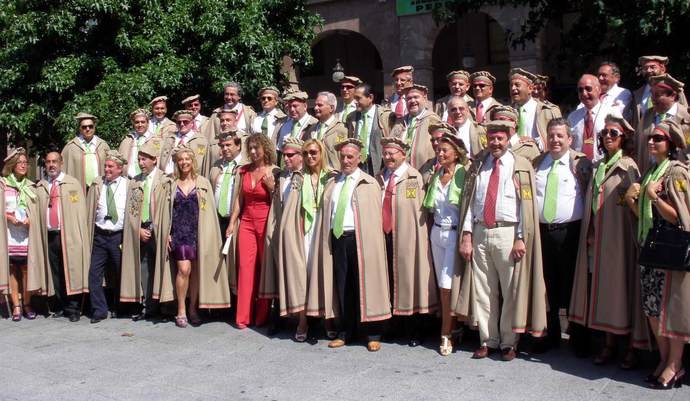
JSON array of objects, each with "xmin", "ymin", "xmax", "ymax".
[{"xmin": 396, "ymin": 0, "xmax": 452, "ymax": 16}]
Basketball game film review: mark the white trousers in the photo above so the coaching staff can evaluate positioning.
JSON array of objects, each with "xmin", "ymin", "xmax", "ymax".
[{"xmin": 471, "ymin": 224, "xmax": 519, "ymax": 349}]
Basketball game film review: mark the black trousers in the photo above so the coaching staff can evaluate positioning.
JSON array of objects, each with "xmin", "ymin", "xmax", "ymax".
[
  {"xmin": 48, "ymin": 231, "xmax": 80, "ymax": 316},
  {"xmin": 139, "ymin": 233, "xmax": 157, "ymax": 313},
  {"xmin": 539, "ymin": 220, "xmax": 581, "ymax": 345},
  {"xmin": 88, "ymin": 228, "xmax": 123, "ymax": 318},
  {"xmin": 218, "ymin": 215, "xmax": 230, "ymax": 241},
  {"xmin": 332, "ymin": 231, "xmax": 383, "ymax": 342},
  {"xmin": 385, "ymin": 232, "xmax": 421, "ymax": 339}
]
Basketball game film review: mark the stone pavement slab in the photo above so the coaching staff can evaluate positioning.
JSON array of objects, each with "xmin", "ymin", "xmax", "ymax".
[{"xmin": 1, "ymin": 317, "xmax": 688, "ymax": 401}]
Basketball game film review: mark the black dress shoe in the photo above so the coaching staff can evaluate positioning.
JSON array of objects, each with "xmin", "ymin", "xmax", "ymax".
[
  {"xmin": 408, "ymin": 338, "xmax": 421, "ymax": 347},
  {"xmin": 131, "ymin": 313, "xmax": 144, "ymax": 322},
  {"xmin": 52, "ymin": 310, "xmax": 65, "ymax": 318},
  {"xmin": 68, "ymin": 314, "xmax": 80, "ymax": 322},
  {"xmin": 90, "ymin": 316, "xmax": 105, "ymax": 324}
]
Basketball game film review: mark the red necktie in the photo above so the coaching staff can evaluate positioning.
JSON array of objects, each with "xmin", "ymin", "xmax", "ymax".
[
  {"xmin": 582, "ymin": 109, "xmax": 594, "ymax": 160},
  {"xmin": 49, "ymin": 181, "xmax": 60, "ymax": 229},
  {"xmin": 394, "ymin": 97, "xmax": 404, "ymax": 119},
  {"xmin": 382, "ymin": 173, "xmax": 396, "ymax": 233},
  {"xmin": 483, "ymin": 158, "xmax": 500, "ymax": 227},
  {"xmin": 476, "ymin": 102, "xmax": 484, "ymax": 123}
]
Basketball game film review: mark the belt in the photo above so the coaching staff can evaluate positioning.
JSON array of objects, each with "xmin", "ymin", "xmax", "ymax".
[
  {"xmin": 332, "ymin": 230, "xmax": 355, "ymax": 238},
  {"xmin": 478, "ymin": 221, "xmax": 518, "ymax": 228},
  {"xmin": 95, "ymin": 226, "xmax": 123, "ymax": 236},
  {"xmin": 434, "ymin": 223, "xmax": 458, "ymax": 231},
  {"xmin": 48, "ymin": 230, "xmax": 61, "ymax": 236},
  {"xmin": 539, "ymin": 220, "xmax": 580, "ymax": 232}
]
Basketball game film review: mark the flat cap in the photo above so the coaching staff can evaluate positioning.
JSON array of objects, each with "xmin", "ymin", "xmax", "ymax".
[
  {"xmin": 129, "ymin": 108, "xmax": 151, "ymax": 119},
  {"xmin": 334, "ymin": 137, "xmax": 364, "ymax": 151},
  {"xmin": 284, "ymin": 91, "xmax": 309, "ymax": 102},
  {"xmin": 403, "ymin": 84, "xmax": 428, "ymax": 95},
  {"xmin": 381, "ymin": 137, "xmax": 410, "ymax": 152},
  {"xmin": 75, "ymin": 112, "xmax": 97, "ymax": 122},
  {"xmin": 218, "ymin": 107, "xmax": 238, "ymax": 115},
  {"xmin": 490, "ymin": 105, "xmax": 519, "ymax": 122},
  {"xmin": 138, "ymin": 139, "xmax": 161, "ymax": 158},
  {"xmin": 604, "ymin": 111, "xmax": 635, "ymax": 134},
  {"xmin": 282, "ymin": 137, "xmax": 304, "ymax": 150},
  {"xmin": 649, "ymin": 74, "xmax": 684, "ymax": 93},
  {"xmin": 391, "ymin": 65, "xmax": 414, "ymax": 77},
  {"xmin": 509, "ymin": 68, "xmax": 537, "ymax": 85},
  {"xmin": 654, "ymin": 119, "xmax": 686, "ymax": 150},
  {"xmin": 149, "ymin": 95, "xmax": 168, "ymax": 105},
  {"xmin": 638, "ymin": 55, "xmax": 669, "ymax": 66},
  {"xmin": 258, "ymin": 86, "xmax": 281, "ymax": 97},
  {"xmin": 181, "ymin": 94, "xmax": 200, "ymax": 104},
  {"xmin": 535, "ymin": 74, "xmax": 550, "ymax": 85},
  {"xmin": 4, "ymin": 147, "xmax": 26, "ymax": 164},
  {"xmin": 172, "ymin": 109, "xmax": 194, "ymax": 120},
  {"xmin": 217, "ymin": 130, "xmax": 239, "ymax": 142},
  {"xmin": 485, "ymin": 120, "xmax": 516, "ymax": 133},
  {"xmin": 105, "ymin": 150, "xmax": 126, "ymax": 166},
  {"xmin": 439, "ymin": 132, "xmax": 467, "ymax": 154},
  {"xmin": 172, "ymin": 144, "xmax": 194, "ymax": 160},
  {"xmin": 470, "ymin": 71, "xmax": 496, "ymax": 84},
  {"xmin": 428, "ymin": 122, "xmax": 457, "ymax": 137},
  {"xmin": 446, "ymin": 70, "xmax": 470, "ymax": 81},
  {"xmin": 340, "ymin": 76, "xmax": 363, "ymax": 85}
]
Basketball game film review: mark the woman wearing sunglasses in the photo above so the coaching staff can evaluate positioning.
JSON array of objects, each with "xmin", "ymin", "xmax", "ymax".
[
  {"xmin": 570, "ymin": 113, "xmax": 649, "ymax": 368},
  {"xmin": 625, "ymin": 119, "xmax": 690, "ymax": 389}
]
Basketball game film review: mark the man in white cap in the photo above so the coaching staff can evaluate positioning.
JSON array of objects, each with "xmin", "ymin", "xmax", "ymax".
[
  {"xmin": 336, "ymin": 76, "xmax": 362, "ymax": 123},
  {"xmin": 158, "ymin": 110, "xmax": 210, "ymax": 177},
  {"xmin": 147, "ymin": 96, "xmax": 176, "ymax": 137},
  {"xmin": 468, "ymin": 71, "xmax": 502, "ymax": 124},
  {"xmin": 62, "ymin": 112, "xmax": 111, "ymax": 193},
  {"xmin": 385, "ymin": 65, "xmax": 415, "ymax": 119},
  {"xmin": 275, "ymin": 90, "xmax": 318, "ymax": 148},
  {"xmin": 181, "ymin": 94, "xmax": 208, "ymax": 134},
  {"xmin": 434, "ymin": 70, "xmax": 473, "ymax": 122}
]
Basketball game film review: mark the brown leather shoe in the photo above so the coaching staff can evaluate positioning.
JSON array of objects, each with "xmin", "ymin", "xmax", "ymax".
[
  {"xmin": 328, "ymin": 338, "xmax": 345, "ymax": 348},
  {"xmin": 367, "ymin": 341, "xmax": 381, "ymax": 352},
  {"xmin": 472, "ymin": 345, "xmax": 491, "ymax": 359},
  {"xmin": 502, "ymin": 347, "xmax": 517, "ymax": 361}
]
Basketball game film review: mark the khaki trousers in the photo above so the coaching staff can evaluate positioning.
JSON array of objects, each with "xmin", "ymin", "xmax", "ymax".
[{"xmin": 471, "ymin": 224, "xmax": 519, "ymax": 349}]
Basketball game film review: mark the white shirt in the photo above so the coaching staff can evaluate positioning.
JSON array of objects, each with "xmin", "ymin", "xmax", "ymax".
[
  {"xmin": 213, "ymin": 156, "xmax": 241, "ymax": 217},
  {"xmin": 147, "ymin": 117, "xmax": 167, "ymax": 137},
  {"xmin": 127, "ymin": 132, "xmax": 152, "ymax": 178},
  {"xmin": 95, "ymin": 176, "xmax": 127, "ymax": 231},
  {"xmin": 78, "ymin": 135, "xmax": 99, "ymax": 150},
  {"xmin": 463, "ymin": 152, "xmax": 521, "ymax": 233},
  {"xmin": 229, "ymin": 103, "xmax": 248, "ymax": 131},
  {"xmin": 46, "ymin": 172, "xmax": 65, "ymax": 231},
  {"xmin": 165, "ymin": 131, "xmax": 196, "ymax": 175},
  {"xmin": 380, "ymin": 162, "xmax": 409, "ymax": 202},
  {"xmin": 193, "ymin": 114, "xmax": 206, "ymax": 132},
  {"xmin": 432, "ymin": 178, "xmax": 460, "ymax": 228},
  {"xmin": 277, "ymin": 113, "xmax": 312, "ymax": 147},
  {"xmin": 515, "ymin": 98, "xmax": 543, "ymax": 150},
  {"xmin": 535, "ymin": 151, "xmax": 584, "ymax": 224},
  {"xmin": 252, "ymin": 108, "xmax": 279, "ymax": 135},
  {"xmin": 281, "ymin": 169, "xmax": 301, "ymax": 204},
  {"xmin": 339, "ymin": 101, "xmax": 356, "ymax": 122},
  {"xmin": 567, "ymin": 102, "xmax": 610, "ymax": 161},
  {"xmin": 600, "ymin": 83, "xmax": 633, "ymax": 119},
  {"xmin": 454, "ymin": 119, "xmax": 472, "ymax": 156},
  {"xmin": 330, "ymin": 168, "xmax": 361, "ymax": 233}
]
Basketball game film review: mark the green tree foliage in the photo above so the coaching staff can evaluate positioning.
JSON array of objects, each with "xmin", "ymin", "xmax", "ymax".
[
  {"xmin": 0, "ymin": 0, "xmax": 322, "ymax": 149},
  {"xmin": 436, "ymin": 1, "xmax": 690, "ymax": 86}
]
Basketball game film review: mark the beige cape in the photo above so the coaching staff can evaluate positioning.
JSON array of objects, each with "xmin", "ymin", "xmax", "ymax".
[
  {"xmin": 391, "ymin": 111, "xmax": 442, "ymax": 170},
  {"xmin": 62, "ymin": 136, "xmax": 111, "ymax": 193}
]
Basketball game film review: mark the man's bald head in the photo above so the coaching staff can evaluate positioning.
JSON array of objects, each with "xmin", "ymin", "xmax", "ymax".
[{"xmin": 577, "ymin": 74, "xmax": 601, "ymax": 109}]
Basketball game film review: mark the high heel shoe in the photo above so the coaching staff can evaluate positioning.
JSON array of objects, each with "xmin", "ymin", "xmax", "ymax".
[
  {"xmin": 23, "ymin": 306, "xmax": 37, "ymax": 320},
  {"xmin": 644, "ymin": 373, "xmax": 659, "ymax": 384},
  {"xmin": 439, "ymin": 335, "xmax": 453, "ymax": 356},
  {"xmin": 649, "ymin": 369, "xmax": 685, "ymax": 390},
  {"xmin": 11, "ymin": 305, "xmax": 22, "ymax": 322}
]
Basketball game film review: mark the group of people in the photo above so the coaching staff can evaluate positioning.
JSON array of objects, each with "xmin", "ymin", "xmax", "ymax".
[{"xmin": 2, "ymin": 55, "xmax": 690, "ymax": 390}]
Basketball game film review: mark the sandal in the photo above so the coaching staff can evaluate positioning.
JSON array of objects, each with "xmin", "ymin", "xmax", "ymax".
[
  {"xmin": 11, "ymin": 305, "xmax": 22, "ymax": 322},
  {"xmin": 439, "ymin": 335, "xmax": 453, "ymax": 356},
  {"xmin": 593, "ymin": 346, "xmax": 615, "ymax": 365},
  {"xmin": 294, "ymin": 328, "xmax": 308, "ymax": 343},
  {"xmin": 23, "ymin": 306, "xmax": 37, "ymax": 320},
  {"xmin": 174, "ymin": 315, "xmax": 188, "ymax": 328}
]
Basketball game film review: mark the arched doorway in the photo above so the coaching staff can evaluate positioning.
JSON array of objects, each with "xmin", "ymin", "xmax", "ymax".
[
  {"xmin": 432, "ymin": 13, "xmax": 511, "ymax": 104},
  {"xmin": 299, "ymin": 29, "xmax": 384, "ymax": 102}
]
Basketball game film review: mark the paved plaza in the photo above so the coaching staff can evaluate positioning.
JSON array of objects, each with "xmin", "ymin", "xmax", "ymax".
[{"xmin": 1, "ymin": 316, "xmax": 688, "ymax": 401}]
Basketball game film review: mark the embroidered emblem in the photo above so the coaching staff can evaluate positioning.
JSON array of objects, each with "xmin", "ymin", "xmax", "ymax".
[
  {"xmin": 336, "ymin": 134, "xmax": 345, "ymax": 143},
  {"xmin": 154, "ymin": 142, "xmax": 161, "ymax": 150},
  {"xmin": 129, "ymin": 189, "xmax": 143, "ymax": 217},
  {"xmin": 197, "ymin": 146, "xmax": 206, "ymax": 155},
  {"xmin": 406, "ymin": 188, "xmax": 417, "ymax": 199},
  {"xmin": 69, "ymin": 191, "xmax": 79, "ymax": 203},
  {"xmin": 521, "ymin": 185, "xmax": 532, "ymax": 200},
  {"xmin": 479, "ymin": 134, "xmax": 487, "ymax": 148},
  {"xmin": 675, "ymin": 179, "xmax": 687, "ymax": 192},
  {"xmin": 200, "ymin": 197, "xmax": 207, "ymax": 211}
]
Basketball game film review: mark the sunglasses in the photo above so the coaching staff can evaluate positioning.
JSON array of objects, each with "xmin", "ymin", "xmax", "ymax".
[
  {"xmin": 648, "ymin": 134, "xmax": 669, "ymax": 143},
  {"xmin": 177, "ymin": 120, "xmax": 192, "ymax": 125},
  {"xmin": 600, "ymin": 128, "xmax": 622, "ymax": 138},
  {"xmin": 260, "ymin": 96, "xmax": 275, "ymax": 101},
  {"xmin": 80, "ymin": 124, "xmax": 94, "ymax": 130},
  {"xmin": 283, "ymin": 152, "xmax": 299, "ymax": 158},
  {"xmin": 341, "ymin": 85, "xmax": 355, "ymax": 90},
  {"xmin": 303, "ymin": 150, "xmax": 320, "ymax": 156},
  {"xmin": 472, "ymin": 84, "xmax": 488, "ymax": 88}
]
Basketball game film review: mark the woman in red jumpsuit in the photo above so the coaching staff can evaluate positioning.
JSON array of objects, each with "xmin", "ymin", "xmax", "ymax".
[{"xmin": 228, "ymin": 134, "xmax": 279, "ymax": 329}]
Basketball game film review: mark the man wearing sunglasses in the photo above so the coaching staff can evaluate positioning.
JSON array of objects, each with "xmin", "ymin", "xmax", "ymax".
[
  {"xmin": 434, "ymin": 70, "xmax": 473, "ymax": 123},
  {"xmin": 635, "ymin": 74, "xmax": 690, "ymax": 174},
  {"xmin": 275, "ymin": 90, "xmax": 318, "ymax": 150},
  {"xmin": 181, "ymin": 94, "xmax": 209, "ymax": 135},
  {"xmin": 252, "ymin": 86, "xmax": 287, "ymax": 141},
  {"xmin": 158, "ymin": 109, "xmax": 210, "ymax": 177},
  {"xmin": 468, "ymin": 71, "xmax": 502, "ymax": 124},
  {"xmin": 62, "ymin": 112, "xmax": 111, "ymax": 193},
  {"xmin": 336, "ymin": 76, "xmax": 362, "ymax": 123},
  {"xmin": 568, "ymin": 74, "xmax": 612, "ymax": 161}
]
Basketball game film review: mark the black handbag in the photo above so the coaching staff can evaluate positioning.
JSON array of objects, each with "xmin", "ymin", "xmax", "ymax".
[{"xmin": 639, "ymin": 217, "xmax": 690, "ymax": 271}]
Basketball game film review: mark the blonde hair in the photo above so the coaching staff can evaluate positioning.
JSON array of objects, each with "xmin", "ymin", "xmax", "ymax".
[
  {"xmin": 302, "ymin": 139, "xmax": 329, "ymax": 173},
  {"xmin": 2, "ymin": 150, "xmax": 28, "ymax": 177},
  {"xmin": 172, "ymin": 148, "xmax": 198, "ymax": 179}
]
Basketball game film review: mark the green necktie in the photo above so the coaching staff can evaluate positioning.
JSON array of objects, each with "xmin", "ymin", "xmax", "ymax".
[
  {"xmin": 359, "ymin": 115, "xmax": 369, "ymax": 162},
  {"xmin": 543, "ymin": 159, "xmax": 559, "ymax": 223},
  {"xmin": 261, "ymin": 116, "xmax": 269, "ymax": 136},
  {"xmin": 218, "ymin": 161, "xmax": 235, "ymax": 216},
  {"xmin": 332, "ymin": 176, "xmax": 353, "ymax": 238},
  {"xmin": 318, "ymin": 122, "xmax": 326, "ymax": 140},
  {"xmin": 518, "ymin": 106, "xmax": 528, "ymax": 137},
  {"xmin": 645, "ymin": 95, "xmax": 653, "ymax": 110},
  {"xmin": 405, "ymin": 116, "xmax": 417, "ymax": 142},
  {"xmin": 342, "ymin": 104, "xmax": 352, "ymax": 122},
  {"xmin": 141, "ymin": 174, "xmax": 151, "ymax": 223},
  {"xmin": 134, "ymin": 136, "xmax": 144, "ymax": 176},
  {"xmin": 106, "ymin": 181, "xmax": 118, "ymax": 224},
  {"xmin": 84, "ymin": 142, "xmax": 98, "ymax": 187},
  {"xmin": 291, "ymin": 120, "xmax": 301, "ymax": 138}
]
